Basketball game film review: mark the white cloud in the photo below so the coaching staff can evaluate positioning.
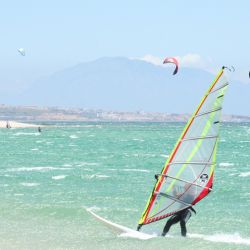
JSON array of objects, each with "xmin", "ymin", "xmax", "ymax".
[
  {"xmin": 137, "ymin": 54, "xmax": 163, "ymax": 66},
  {"xmin": 136, "ymin": 53, "xmax": 214, "ymax": 72},
  {"xmin": 177, "ymin": 54, "xmax": 208, "ymax": 68}
]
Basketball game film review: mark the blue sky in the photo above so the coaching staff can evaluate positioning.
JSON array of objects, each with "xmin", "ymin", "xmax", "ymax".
[{"xmin": 0, "ymin": 0, "xmax": 249, "ymax": 92}]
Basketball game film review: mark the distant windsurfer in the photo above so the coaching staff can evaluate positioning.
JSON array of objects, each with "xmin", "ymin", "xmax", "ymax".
[
  {"xmin": 6, "ymin": 121, "xmax": 11, "ymax": 129},
  {"xmin": 38, "ymin": 126, "xmax": 42, "ymax": 133},
  {"xmin": 161, "ymin": 206, "xmax": 196, "ymax": 237}
]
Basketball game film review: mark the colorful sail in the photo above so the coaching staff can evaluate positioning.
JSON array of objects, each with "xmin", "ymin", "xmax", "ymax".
[{"xmin": 138, "ymin": 67, "xmax": 229, "ymax": 227}]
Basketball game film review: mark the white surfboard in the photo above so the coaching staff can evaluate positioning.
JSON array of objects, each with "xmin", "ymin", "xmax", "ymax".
[{"xmin": 86, "ymin": 209, "xmax": 156, "ymax": 240}]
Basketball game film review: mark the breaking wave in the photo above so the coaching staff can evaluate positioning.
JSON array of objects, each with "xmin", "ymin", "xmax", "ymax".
[{"xmin": 189, "ymin": 233, "xmax": 250, "ymax": 246}]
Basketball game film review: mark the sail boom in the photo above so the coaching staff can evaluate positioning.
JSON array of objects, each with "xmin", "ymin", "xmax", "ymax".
[
  {"xmin": 168, "ymin": 161, "xmax": 215, "ymax": 165},
  {"xmin": 195, "ymin": 107, "xmax": 222, "ymax": 118},
  {"xmin": 182, "ymin": 135, "xmax": 218, "ymax": 141},
  {"xmin": 155, "ymin": 192, "xmax": 192, "ymax": 207},
  {"xmin": 159, "ymin": 174, "xmax": 213, "ymax": 191}
]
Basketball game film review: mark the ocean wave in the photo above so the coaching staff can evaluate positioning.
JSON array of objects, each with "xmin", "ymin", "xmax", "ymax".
[
  {"xmin": 0, "ymin": 184, "xmax": 9, "ymax": 187},
  {"xmin": 63, "ymin": 164, "xmax": 72, "ymax": 167},
  {"xmin": 14, "ymin": 132, "xmax": 40, "ymax": 136},
  {"xmin": 20, "ymin": 182, "xmax": 40, "ymax": 187},
  {"xmin": 160, "ymin": 154, "xmax": 169, "ymax": 158},
  {"xmin": 52, "ymin": 175, "xmax": 67, "ymax": 180},
  {"xmin": 69, "ymin": 135, "xmax": 78, "ymax": 139},
  {"xmin": 132, "ymin": 138, "xmax": 144, "ymax": 142},
  {"xmin": 239, "ymin": 172, "xmax": 250, "ymax": 177},
  {"xmin": 189, "ymin": 233, "xmax": 250, "ymax": 246},
  {"xmin": 7, "ymin": 166, "xmax": 72, "ymax": 172},
  {"xmin": 119, "ymin": 232, "xmax": 156, "ymax": 240},
  {"xmin": 77, "ymin": 162, "xmax": 99, "ymax": 166},
  {"xmin": 122, "ymin": 169, "xmax": 150, "ymax": 173},
  {"xmin": 82, "ymin": 174, "xmax": 110, "ymax": 179},
  {"xmin": 81, "ymin": 168, "xmax": 94, "ymax": 171},
  {"xmin": 74, "ymin": 125, "xmax": 102, "ymax": 128},
  {"xmin": 31, "ymin": 148, "xmax": 39, "ymax": 151},
  {"xmin": 219, "ymin": 163, "xmax": 234, "ymax": 167}
]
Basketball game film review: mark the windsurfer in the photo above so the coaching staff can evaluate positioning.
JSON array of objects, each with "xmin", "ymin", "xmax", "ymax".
[
  {"xmin": 6, "ymin": 121, "xmax": 11, "ymax": 129},
  {"xmin": 161, "ymin": 206, "xmax": 196, "ymax": 237},
  {"xmin": 162, "ymin": 184, "xmax": 196, "ymax": 237}
]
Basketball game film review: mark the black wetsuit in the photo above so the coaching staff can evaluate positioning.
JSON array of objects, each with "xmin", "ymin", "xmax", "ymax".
[{"xmin": 162, "ymin": 207, "xmax": 195, "ymax": 237}]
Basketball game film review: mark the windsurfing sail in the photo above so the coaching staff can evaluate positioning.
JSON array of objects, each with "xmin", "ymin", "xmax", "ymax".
[{"xmin": 137, "ymin": 67, "xmax": 229, "ymax": 229}]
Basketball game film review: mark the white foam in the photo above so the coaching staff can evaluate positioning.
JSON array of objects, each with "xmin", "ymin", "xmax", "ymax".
[
  {"xmin": 52, "ymin": 175, "xmax": 67, "ymax": 180},
  {"xmin": 122, "ymin": 168, "xmax": 150, "ymax": 173},
  {"xmin": 95, "ymin": 174, "xmax": 110, "ymax": 178},
  {"xmin": 83, "ymin": 174, "xmax": 110, "ymax": 179},
  {"xmin": 160, "ymin": 154, "xmax": 169, "ymax": 158},
  {"xmin": 239, "ymin": 172, "xmax": 250, "ymax": 177},
  {"xmin": 189, "ymin": 233, "xmax": 250, "ymax": 246},
  {"xmin": 77, "ymin": 162, "xmax": 99, "ymax": 166},
  {"xmin": 63, "ymin": 164, "xmax": 72, "ymax": 167},
  {"xmin": 119, "ymin": 232, "xmax": 156, "ymax": 240},
  {"xmin": 0, "ymin": 184, "xmax": 9, "ymax": 187},
  {"xmin": 80, "ymin": 167, "xmax": 94, "ymax": 172},
  {"xmin": 219, "ymin": 163, "xmax": 234, "ymax": 167},
  {"xmin": 132, "ymin": 138, "xmax": 144, "ymax": 142},
  {"xmin": 14, "ymin": 132, "xmax": 40, "ymax": 136},
  {"xmin": 20, "ymin": 182, "xmax": 40, "ymax": 187},
  {"xmin": 31, "ymin": 148, "xmax": 39, "ymax": 151},
  {"xmin": 69, "ymin": 135, "xmax": 78, "ymax": 139},
  {"xmin": 7, "ymin": 166, "xmax": 71, "ymax": 172}
]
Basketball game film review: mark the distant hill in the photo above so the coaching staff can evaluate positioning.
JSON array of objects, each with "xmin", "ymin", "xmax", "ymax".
[
  {"xmin": 8, "ymin": 57, "xmax": 250, "ymax": 115},
  {"xmin": 1, "ymin": 105, "xmax": 250, "ymax": 122}
]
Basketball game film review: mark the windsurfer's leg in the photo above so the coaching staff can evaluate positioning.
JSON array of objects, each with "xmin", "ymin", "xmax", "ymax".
[
  {"xmin": 180, "ymin": 220, "xmax": 187, "ymax": 237},
  {"xmin": 162, "ymin": 215, "xmax": 180, "ymax": 236},
  {"xmin": 180, "ymin": 209, "xmax": 191, "ymax": 236}
]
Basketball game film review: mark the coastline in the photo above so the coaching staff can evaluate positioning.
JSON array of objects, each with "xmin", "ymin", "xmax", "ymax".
[
  {"xmin": 1, "ymin": 105, "xmax": 250, "ymax": 123},
  {"xmin": 0, "ymin": 120, "xmax": 43, "ymax": 128}
]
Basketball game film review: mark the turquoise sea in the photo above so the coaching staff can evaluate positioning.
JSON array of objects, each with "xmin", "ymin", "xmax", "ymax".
[{"xmin": 0, "ymin": 122, "xmax": 250, "ymax": 250}]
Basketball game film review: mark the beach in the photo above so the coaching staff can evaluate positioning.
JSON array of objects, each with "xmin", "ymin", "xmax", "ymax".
[{"xmin": 0, "ymin": 120, "xmax": 43, "ymax": 128}]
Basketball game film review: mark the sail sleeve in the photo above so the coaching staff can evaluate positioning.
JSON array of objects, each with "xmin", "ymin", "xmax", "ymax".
[{"xmin": 138, "ymin": 68, "xmax": 228, "ymax": 226}]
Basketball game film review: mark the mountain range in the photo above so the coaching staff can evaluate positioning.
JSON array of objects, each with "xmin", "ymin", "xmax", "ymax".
[{"xmin": 4, "ymin": 57, "xmax": 250, "ymax": 115}]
